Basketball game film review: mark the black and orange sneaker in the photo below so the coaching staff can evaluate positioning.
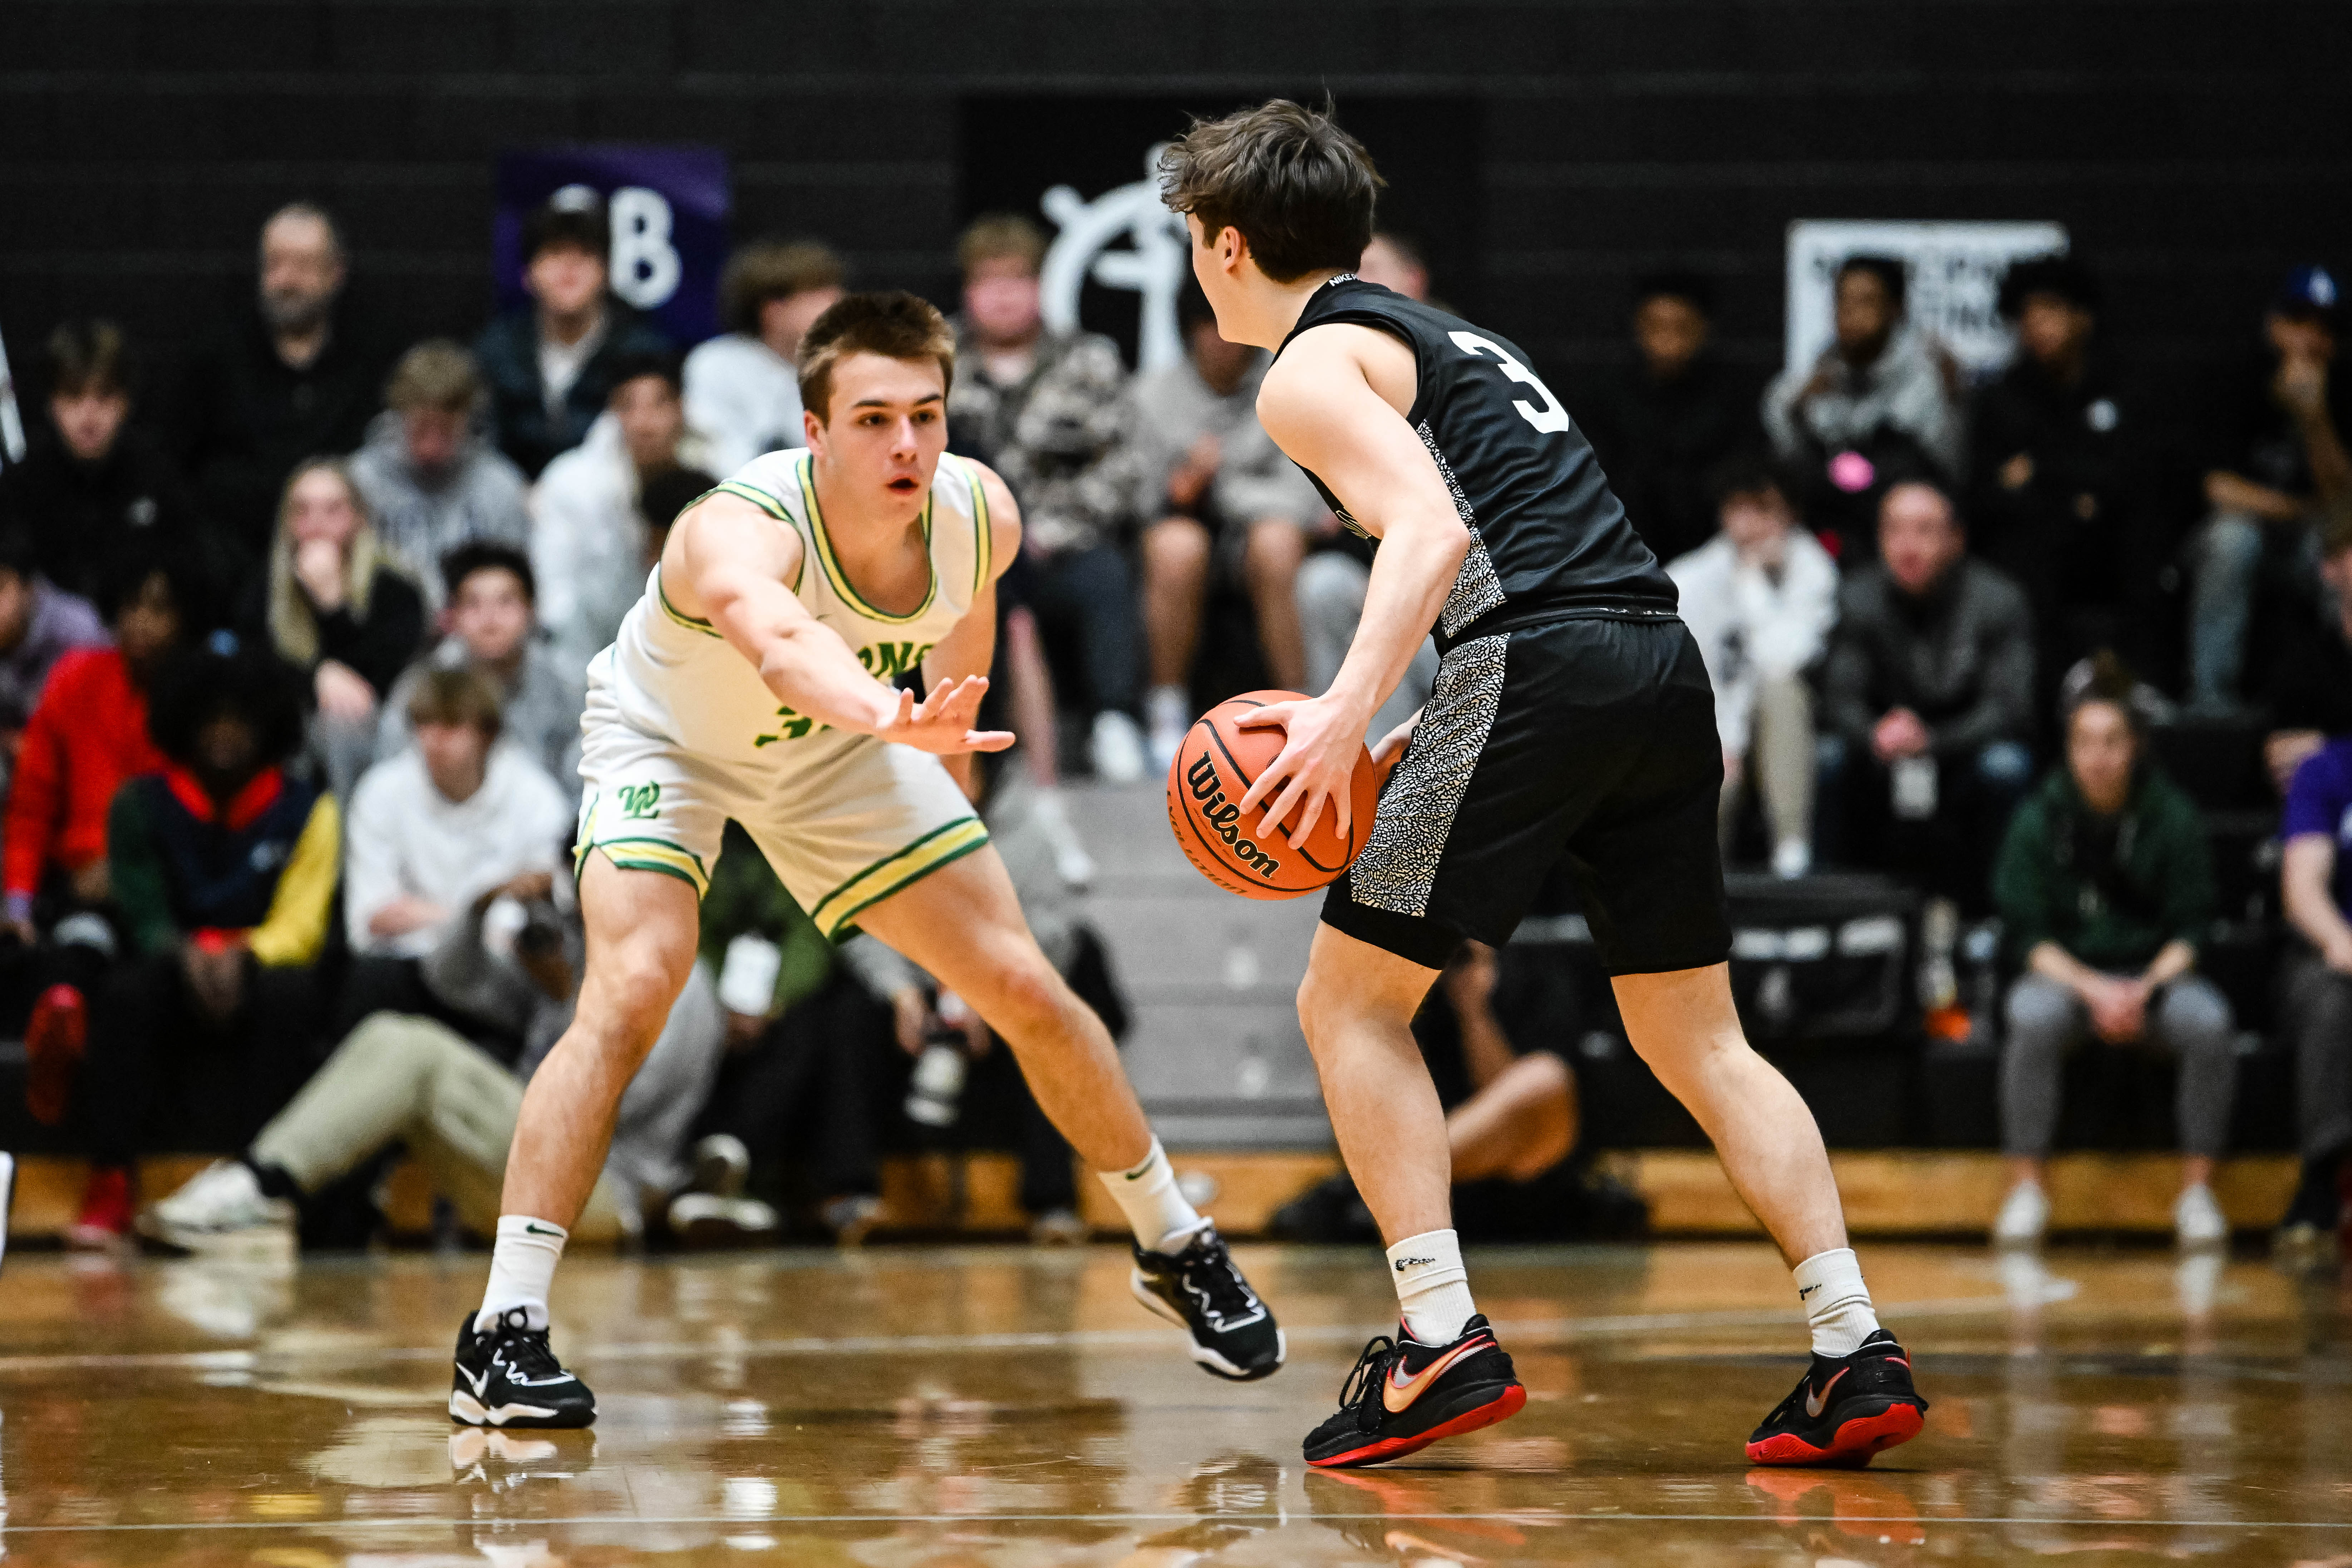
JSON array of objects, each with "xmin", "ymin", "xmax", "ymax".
[
  {"xmin": 1746, "ymin": 1328, "xmax": 1927, "ymax": 1467},
  {"xmin": 1303, "ymin": 1314, "xmax": 1525, "ymax": 1468}
]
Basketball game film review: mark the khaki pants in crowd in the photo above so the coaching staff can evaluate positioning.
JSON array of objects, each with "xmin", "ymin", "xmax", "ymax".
[
  {"xmin": 1718, "ymin": 671, "xmax": 1815, "ymax": 856},
  {"xmin": 250, "ymin": 1013, "xmax": 630, "ymax": 1244}
]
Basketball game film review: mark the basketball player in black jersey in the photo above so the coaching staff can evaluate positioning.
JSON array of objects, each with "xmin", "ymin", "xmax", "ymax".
[{"xmin": 1161, "ymin": 101, "xmax": 1928, "ymax": 1469}]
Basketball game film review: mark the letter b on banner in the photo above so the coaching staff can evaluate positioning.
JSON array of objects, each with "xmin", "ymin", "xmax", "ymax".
[{"xmin": 608, "ymin": 186, "xmax": 682, "ymax": 311}]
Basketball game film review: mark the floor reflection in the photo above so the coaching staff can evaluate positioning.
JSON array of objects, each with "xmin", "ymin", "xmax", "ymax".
[{"xmin": 0, "ymin": 1242, "xmax": 2343, "ymax": 1564}]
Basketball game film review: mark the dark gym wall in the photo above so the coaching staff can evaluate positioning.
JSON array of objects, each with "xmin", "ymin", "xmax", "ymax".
[{"xmin": 3, "ymin": 0, "xmax": 2344, "ymax": 399}]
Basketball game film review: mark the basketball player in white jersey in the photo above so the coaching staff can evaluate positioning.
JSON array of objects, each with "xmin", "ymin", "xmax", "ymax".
[{"xmin": 450, "ymin": 294, "xmax": 1283, "ymax": 1427}]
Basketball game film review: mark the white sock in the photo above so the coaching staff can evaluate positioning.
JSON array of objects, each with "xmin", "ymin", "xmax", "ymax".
[
  {"xmin": 1793, "ymin": 1246, "xmax": 1881, "ymax": 1358},
  {"xmin": 476, "ymin": 1215, "xmax": 568, "ymax": 1332},
  {"xmin": 1388, "ymin": 1228, "xmax": 1475, "ymax": 1344},
  {"xmin": 1098, "ymin": 1139, "xmax": 1207, "ymax": 1254}
]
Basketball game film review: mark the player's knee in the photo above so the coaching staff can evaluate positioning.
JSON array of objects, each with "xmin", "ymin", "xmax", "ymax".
[
  {"xmin": 974, "ymin": 954, "xmax": 1075, "ymax": 1041},
  {"xmin": 594, "ymin": 942, "xmax": 691, "ymax": 1038}
]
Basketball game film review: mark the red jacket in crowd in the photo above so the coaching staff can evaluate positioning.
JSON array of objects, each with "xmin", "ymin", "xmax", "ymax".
[{"xmin": 3, "ymin": 648, "xmax": 164, "ymax": 911}]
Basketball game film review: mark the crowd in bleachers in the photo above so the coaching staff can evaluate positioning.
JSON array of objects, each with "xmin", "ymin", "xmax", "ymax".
[{"xmin": 0, "ymin": 185, "xmax": 2346, "ymax": 1260}]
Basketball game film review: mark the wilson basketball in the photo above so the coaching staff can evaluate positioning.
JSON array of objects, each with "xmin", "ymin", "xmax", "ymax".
[{"xmin": 1166, "ymin": 690, "xmax": 1384, "ymax": 899}]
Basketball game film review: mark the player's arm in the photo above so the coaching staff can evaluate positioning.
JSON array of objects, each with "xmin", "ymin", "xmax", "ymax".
[
  {"xmin": 1239, "ymin": 323, "xmax": 1470, "ymax": 844},
  {"xmin": 919, "ymin": 465, "xmax": 1025, "ymax": 792},
  {"xmin": 666, "ymin": 492, "xmax": 1010, "ymax": 756}
]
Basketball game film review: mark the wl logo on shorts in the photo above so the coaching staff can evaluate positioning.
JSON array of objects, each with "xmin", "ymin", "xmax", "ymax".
[
  {"xmin": 616, "ymin": 781, "xmax": 662, "ymax": 820},
  {"xmin": 1185, "ymin": 754, "xmax": 1281, "ymax": 880}
]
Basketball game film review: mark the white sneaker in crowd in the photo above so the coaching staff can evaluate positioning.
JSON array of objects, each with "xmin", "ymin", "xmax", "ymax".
[
  {"xmin": 1145, "ymin": 685, "xmax": 1191, "ymax": 777},
  {"xmin": 1029, "ymin": 1207, "xmax": 1091, "ymax": 1246},
  {"xmin": 667, "ymin": 1191, "xmax": 781, "ymax": 1249},
  {"xmin": 2174, "ymin": 1182, "xmax": 2229, "ymax": 1249},
  {"xmin": 1770, "ymin": 839, "xmax": 1813, "ymax": 879},
  {"xmin": 137, "ymin": 1159, "xmax": 296, "ymax": 1251},
  {"xmin": 1090, "ymin": 710, "xmax": 1148, "ymax": 785},
  {"xmin": 1028, "ymin": 787, "xmax": 1097, "ymax": 890},
  {"xmin": 1992, "ymin": 1180, "xmax": 2049, "ymax": 1248}
]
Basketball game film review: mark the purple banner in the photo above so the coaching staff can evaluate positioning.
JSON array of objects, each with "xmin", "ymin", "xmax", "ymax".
[{"xmin": 493, "ymin": 145, "xmax": 730, "ymax": 345}]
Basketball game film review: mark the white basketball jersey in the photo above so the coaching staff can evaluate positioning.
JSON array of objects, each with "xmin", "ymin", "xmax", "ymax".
[{"xmin": 595, "ymin": 448, "xmax": 993, "ymax": 768}]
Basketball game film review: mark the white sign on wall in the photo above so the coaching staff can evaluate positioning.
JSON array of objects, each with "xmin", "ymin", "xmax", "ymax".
[
  {"xmin": 1038, "ymin": 146, "xmax": 1192, "ymax": 375},
  {"xmin": 1785, "ymin": 220, "xmax": 2069, "ymax": 383}
]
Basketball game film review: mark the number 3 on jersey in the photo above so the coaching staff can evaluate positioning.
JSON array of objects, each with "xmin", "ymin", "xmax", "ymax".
[{"xmin": 1450, "ymin": 331, "xmax": 1571, "ymax": 436}]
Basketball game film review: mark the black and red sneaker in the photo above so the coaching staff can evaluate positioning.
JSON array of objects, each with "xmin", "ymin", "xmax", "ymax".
[
  {"xmin": 1746, "ymin": 1328, "xmax": 1928, "ymax": 1467},
  {"xmin": 1303, "ymin": 1314, "xmax": 1525, "ymax": 1469}
]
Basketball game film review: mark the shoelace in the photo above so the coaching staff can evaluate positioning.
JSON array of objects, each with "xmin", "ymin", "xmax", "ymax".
[
  {"xmin": 1334, "ymin": 1334, "xmax": 1403, "ymax": 1422},
  {"xmin": 1176, "ymin": 1234, "xmax": 1258, "ymax": 1322},
  {"xmin": 487, "ymin": 1309, "xmax": 567, "ymax": 1382}
]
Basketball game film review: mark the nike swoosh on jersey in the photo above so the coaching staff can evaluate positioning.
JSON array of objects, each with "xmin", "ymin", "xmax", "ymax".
[
  {"xmin": 1383, "ymin": 1336, "xmax": 1494, "ymax": 1414},
  {"xmin": 1804, "ymin": 1366, "xmax": 1850, "ymax": 1419}
]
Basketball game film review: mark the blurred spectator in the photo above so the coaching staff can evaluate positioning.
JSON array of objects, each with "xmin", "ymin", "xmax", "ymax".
[
  {"xmin": 1581, "ymin": 274, "xmax": 1761, "ymax": 565},
  {"xmin": 346, "ymin": 340, "xmax": 530, "ymax": 606},
  {"xmin": 532, "ymin": 352, "xmax": 717, "ymax": 678},
  {"xmin": 1971, "ymin": 255, "xmax": 2156, "ymax": 685},
  {"xmin": 138, "ymin": 873, "xmax": 732, "ymax": 1251},
  {"xmin": 1666, "ymin": 458, "xmax": 1838, "ymax": 878},
  {"xmin": 0, "ymin": 321, "xmax": 212, "ymax": 608},
  {"xmin": 1820, "ymin": 482, "xmax": 2033, "ymax": 908},
  {"xmin": 475, "ymin": 194, "xmax": 673, "ymax": 481},
  {"xmin": 174, "ymin": 203, "xmax": 388, "ymax": 554},
  {"xmin": 945, "ymin": 214, "xmax": 1146, "ymax": 781},
  {"xmin": 246, "ymin": 459, "xmax": 426, "ymax": 801},
  {"xmin": 64, "ymin": 649, "xmax": 339, "ymax": 1246},
  {"xmin": 0, "ymin": 526, "xmax": 107, "ymax": 797},
  {"xmin": 9, "ymin": 546, "xmax": 190, "ymax": 1132},
  {"xmin": 1133, "ymin": 283, "xmax": 1324, "ymax": 769},
  {"xmin": 2261, "ymin": 505, "xmax": 2352, "ymax": 796},
  {"xmin": 377, "ymin": 544, "xmax": 585, "ymax": 797},
  {"xmin": 685, "ymin": 239, "xmax": 846, "ymax": 476},
  {"xmin": 344, "ymin": 667, "xmax": 570, "ymax": 960},
  {"xmin": 1355, "ymin": 231, "xmax": 1431, "ymax": 302},
  {"xmin": 2185, "ymin": 265, "xmax": 2349, "ymax": 708},
  {"xmin": 1765, "ymin": 255, "xmax": 1964, "ymax": 557},
  {"xmin": 2274, "ymin": 721, "xmax": 2352, "ymax": 1263},
  {"xmin": 691, "ymin": 822, "xmax": 877, "ymax": 1241},
  {"xmin": 1990, "ymin": 664, "xmax": 2232, "ymax": 1249},
  {"xmin": 3, "ymin": 545, "xmax": 188, "ymax": 940}
]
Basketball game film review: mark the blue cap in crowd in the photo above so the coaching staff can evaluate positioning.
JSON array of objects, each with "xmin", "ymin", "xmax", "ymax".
[{"xmin": 2275, "ymin": 264, "xmax": 2341, "ymax": 321}]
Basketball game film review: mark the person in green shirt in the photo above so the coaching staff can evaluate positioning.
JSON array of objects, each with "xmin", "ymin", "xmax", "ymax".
[{"xmin": 1988, "ymin": 661, "xmax": 2235, "ymax": 1248}]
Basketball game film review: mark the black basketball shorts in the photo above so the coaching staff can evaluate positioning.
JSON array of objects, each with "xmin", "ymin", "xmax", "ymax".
[{"xmin": 1322, "ymin": 612, "xmax": 1733, "ymax": 976}]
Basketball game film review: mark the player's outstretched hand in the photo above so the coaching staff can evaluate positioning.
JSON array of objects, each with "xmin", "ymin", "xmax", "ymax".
[
  {"xmin": 1236, "ymin": 693, "xmax": 1360, "ymax": 847},
  {"xmin": 878, "ymin": 675, "xmax": 1015, "ymax": 756}
]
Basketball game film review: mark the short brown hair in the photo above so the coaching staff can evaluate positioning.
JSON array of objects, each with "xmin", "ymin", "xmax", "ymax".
[
  {"xmin": 956, "ymin": 213, "xmax": 1047, "ymax": 279},
  {"xmin": 1158, "ymin": 99, "xmax": 1384, "ymax": 284},
  {"xmin": 384, "ymin": 339, "xmax": 482, "ymax": 414},
  {"xmin": 407, "ymin": 665, "xmax": 503, "ymax": 738},
  {"xmin": 45, "ymin": 320, "xmax": 132, "ymax": 399},
  {"xmin": 722, "ymin": 239, "xmax": 846, "ymax": 333},
  {"xmin": 797, "ymin": 292, "xmax": 956, "ymax": 423}
]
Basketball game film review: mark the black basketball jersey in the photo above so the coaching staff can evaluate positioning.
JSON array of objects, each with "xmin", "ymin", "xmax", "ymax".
[{"xmin": 1275, "ymin": 276, "xmax": 1678, "ymax": 647}]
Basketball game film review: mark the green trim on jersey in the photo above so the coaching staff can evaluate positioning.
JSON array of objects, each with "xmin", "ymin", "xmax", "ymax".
[
  {"xmin": 700, "ymin": 481, "xmax": 807, "ymax": 594},
  {"xmin": 806, "ymin": 815, "xmax": 990, "ymax": 937},
  {"xmin": 964, "ymin": 457, "xmax": 992, "ymax": 594},
  {"xmin": 796, "ymin": 453, "xmax": 938, "ymax": 625},
  {"xmin": 654, "ymin": 565, "xmax": 724, "ymax": 638}
]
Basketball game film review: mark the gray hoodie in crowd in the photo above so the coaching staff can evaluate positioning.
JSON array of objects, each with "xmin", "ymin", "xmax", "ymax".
[
  {"xmin": 377, "ymin": 634, "xmax": 586, "ymax": 801},
  {"xmin": 347, "ymin": 411, "xmax": 532, "ymax": 604}
]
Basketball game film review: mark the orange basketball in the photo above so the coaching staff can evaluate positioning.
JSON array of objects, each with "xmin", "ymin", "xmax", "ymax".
[{"xmin": 1166, "ymin": 689, "xmax": 1384, "ymax": 899}]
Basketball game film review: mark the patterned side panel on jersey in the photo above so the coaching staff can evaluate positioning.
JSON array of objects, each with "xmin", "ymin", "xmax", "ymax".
[
  {"xmin": 1348, "ymin": 633, "xmax": 1509, "ymax": 917},
  {"xmin": 1417, "ymin": 422, "xmax": 1506, "ymax": 636}
]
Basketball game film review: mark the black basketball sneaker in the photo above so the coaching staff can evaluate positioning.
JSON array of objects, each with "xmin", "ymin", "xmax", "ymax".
[
  {"xmin": 450, "ymin": 1309, "xmax": 597, "ymax": 1429},
  {"xmin": 1304, "ymin": 1314, "xmax": 1525, "ymax": 1468},
  {"xmin": 1130, "ymin": 1224, "xmax": 1285, "ymax": 1380},
  {"xmin": 1746, "ymin": 1328, "xmax": 1927, "ymax": 1466}
]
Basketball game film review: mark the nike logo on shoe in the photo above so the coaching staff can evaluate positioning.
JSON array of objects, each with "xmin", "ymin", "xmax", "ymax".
[
  {"xmin": 1383, "ymin": 1336, "xmax": 1492, "ymax": 1414},
  {"xmin": 460, "ymin": 1366, "xmax": 489, "ymax": 1396},
  {"xmin": 1804, "ymin": 1366, "xmax": 1849, "ymax": 1419}
]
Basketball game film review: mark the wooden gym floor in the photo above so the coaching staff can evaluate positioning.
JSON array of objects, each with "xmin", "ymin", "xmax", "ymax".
[{"xmin": 0, "ymin": 1240, "xmax": 2346, "ymax": 1563}]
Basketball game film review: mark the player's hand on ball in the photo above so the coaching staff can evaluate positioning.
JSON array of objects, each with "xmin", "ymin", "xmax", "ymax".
[
  {"xmin": 1236, "ymin": 693, "xmax": 1362, "ymax": 847},
  {"xmin": 880, "ymin": 676, "xmax": 1014, "ymax": 755}
]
